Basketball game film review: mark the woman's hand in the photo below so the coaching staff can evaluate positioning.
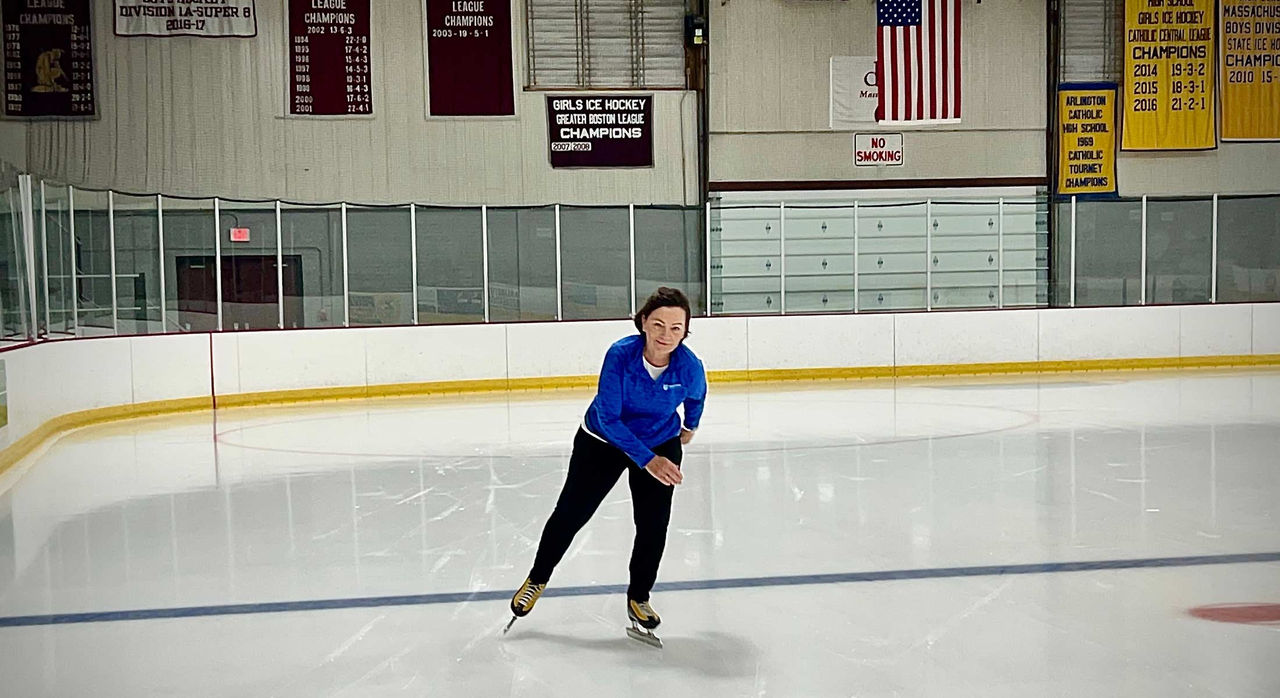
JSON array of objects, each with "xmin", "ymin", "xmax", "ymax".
[
  {"xmin": 644, "ymin": 455, "xmax": 683, "ymax": 486},
  {"xmin": 680, "ymin": 427, "xmax": 696, "ymax": 445}
]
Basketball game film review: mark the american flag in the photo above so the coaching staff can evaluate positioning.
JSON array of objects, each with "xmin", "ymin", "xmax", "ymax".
[{"xmin": 877, "ymin": 0, "xmax": 961, "ymax": 124}]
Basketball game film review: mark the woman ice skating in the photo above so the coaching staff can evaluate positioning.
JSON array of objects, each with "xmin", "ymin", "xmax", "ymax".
[{"xmin": 505, "ymin": 287, "xmax": 707, "ymax": 647}]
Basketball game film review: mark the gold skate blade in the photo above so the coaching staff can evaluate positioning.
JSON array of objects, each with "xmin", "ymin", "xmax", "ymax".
[{"xmin": 626, "ymin": 625, "xmax": 663, "ymax": 648}]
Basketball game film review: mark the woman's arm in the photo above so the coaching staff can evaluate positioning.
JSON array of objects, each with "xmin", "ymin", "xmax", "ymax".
[{"xmin": 681, "ymin": 356, "xmax": 707, "ymax": 433}]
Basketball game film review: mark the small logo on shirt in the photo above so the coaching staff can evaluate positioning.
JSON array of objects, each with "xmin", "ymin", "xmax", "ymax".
[{"xmin": 663, "ymin": 383, "xmax": 682, "ymax": 391}]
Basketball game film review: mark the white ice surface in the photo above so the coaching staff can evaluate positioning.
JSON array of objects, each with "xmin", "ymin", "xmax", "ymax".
[{"xmin": 1, "ymin": 371, "xmax": 1278, "ymax": 696}]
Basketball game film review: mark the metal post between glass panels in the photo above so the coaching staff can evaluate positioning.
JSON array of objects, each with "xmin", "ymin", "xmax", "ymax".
[
  {"xmin": 157, "ymin": 194, "xmax": 167, "ymax": 332},
  {"xmin": 340, "ymin": 202, "xmax": 350, "ymax": 327},
  {"xmin": 1140, "ymin": 194, "xmax": 1147, "ymax": 306},
  {"xmin": 1070, "ymin": 195, "xmax": 1077, "ymax": 308},
  {"xmin": 1210, "ymin": 193, "xmax": 1218, "ymax": 304},
  {"xmin": 779, "ymin": 201, "xmax": 786, "ymax": 314},
  {"xmin": 68, "ymin": 186, "xmax": 77, "ymax": 333},
  {"xmin": 554, "ymin": 203, "xmax": 563, "ymax": 321},
  {"xmin": 274, "ymin": 200, "xmax": 284, "ymax": 330},
  {"xmin": 39, "ymin": 181, "xmax": 50, "ymax": 333},
  {"xmin": 214, "ymin": 197, "xmax": 224, "ymax": 331},
  {"xmin": 108, "ymin": 189, "xmax": 118, "ymax": 335},
  {"xmin": 18, "ymin": 176, "xmax": 37, "ymax": 339},
  {"xmin": 4, "ymin": 189, "xmax": 22, "ymax": 339},
  {"xmin": 628, "ymin": 203, "xmax": 636, "ymax": 316},
  {"xmin": 409, "ymin": 204, "xmax": 419, "ymax": 325},
  {"xmin": 481, "ymin": 204, "xmax": 490, "ymax": 323}
]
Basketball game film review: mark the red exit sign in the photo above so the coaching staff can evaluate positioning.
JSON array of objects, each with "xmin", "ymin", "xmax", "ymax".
[{"xmin": 229, "ymin": 227, "xmax": 250, "ymax": 242}]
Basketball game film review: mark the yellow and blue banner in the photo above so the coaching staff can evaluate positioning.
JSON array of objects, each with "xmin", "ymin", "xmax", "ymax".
[
  {"xmin": 1059, "ymin": 83, "xmax": 1118, "ymax": 196},
  {"xmin": 1123, "ymin": 0, "xmax": 1217, "ymax": 150}
]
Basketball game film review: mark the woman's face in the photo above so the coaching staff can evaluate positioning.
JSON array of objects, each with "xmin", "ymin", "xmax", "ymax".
[{"xmin": 641, "ymin": 306, "xmax": 687, "ymax": 359}]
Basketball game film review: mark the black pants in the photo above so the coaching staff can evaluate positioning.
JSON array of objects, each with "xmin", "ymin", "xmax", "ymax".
[{"xmin": 528, "ymin": 428, "xmax": 682, "ymax": 602}]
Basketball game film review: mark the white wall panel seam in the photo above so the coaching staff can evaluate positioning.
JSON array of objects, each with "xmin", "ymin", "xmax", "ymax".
[
  {"xmin": 128, "ymin": 338, "xmax": 136, "ymax": 405},
  {"xmin": 1035, "ymin": 309, "xmax": 1042, "ymax": 362},
  {"xmin": 1177, "ymin": 305, "xmax": 1185, "ymax": 357}
]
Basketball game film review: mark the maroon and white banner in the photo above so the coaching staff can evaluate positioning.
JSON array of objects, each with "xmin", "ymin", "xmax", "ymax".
[
  {"xmin": 876, "ymin": 0, "xmax": 960, "ymax": 124},
  {"xmin": 546, "ymin": 95, "xmax": 653, "ymax": 168},
  {"xmin": 2, "ymin": 0, "xmax": 96, "ymax": 118},
  {"xmin": 114, "ymin": 1, "xmax": 258, "ymax": 37},
  {"xmin": 424, "ymin": 0, "xmax": 514, "ymax": 116},
  {"xmin": 287, "ymin": 0, "xmax": 371, "ymax": 116}
]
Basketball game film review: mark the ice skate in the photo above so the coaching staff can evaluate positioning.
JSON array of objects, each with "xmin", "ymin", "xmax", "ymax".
[
  {"xmin": 626, "ymin": 598, "xmax": 663, "ymax": 648},
  {"xmin": 503, "ymin": 577, "xmax": 546, "ymax": 633}
]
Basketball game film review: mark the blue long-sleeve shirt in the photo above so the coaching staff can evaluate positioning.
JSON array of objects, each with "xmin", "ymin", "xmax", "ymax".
[{"xmin": 583, "ymin": 334, "xmax": 707, "ymax": 468}]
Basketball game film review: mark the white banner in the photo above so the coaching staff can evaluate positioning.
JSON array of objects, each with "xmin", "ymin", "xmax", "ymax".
[
  {"xmin": 830, "ymin": 56, "xmax": 878, "ymax": 129},
  {"xmin": 115, "ymin": 1, "xmax": 258, "ymax": 37}
]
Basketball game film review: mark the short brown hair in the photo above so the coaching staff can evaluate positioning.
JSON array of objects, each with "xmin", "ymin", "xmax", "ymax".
[{"xmin": 634, "ymin": 286, "xmax": 691, "ymax": 336}]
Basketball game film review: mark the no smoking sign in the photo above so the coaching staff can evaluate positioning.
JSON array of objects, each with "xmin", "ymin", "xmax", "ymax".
[{"xmin": 854, "ymin": 133, "xmax": 904, "ymax": 167}]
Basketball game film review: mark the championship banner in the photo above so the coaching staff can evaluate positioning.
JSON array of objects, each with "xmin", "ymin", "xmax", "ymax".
[
  {"xmin": 425, "ymin": 0, "xmax": 514, "ymax": 116},
  {"xmin": 2, "ymin": 0, "xmax": 96, "ymax": 118},
  {"xmin": 1221, "ymin": 0, "xmax": 1280, "ymax": 141},
  {"xmin": 1058, "ymin": 84, "xmax": 1117, "ymax": 196},
  {"xmin": 114, "ymin": 1, "xmax": 258, "ymax": 37},
  {"xmin": 546, "ymin": 95, "xmax": 653, "ymax": 168},
  {"xmin": 287, "ymin": 0, "xmax": 372, "ymax": 116},
  {"xmin": 1122, "ymin": 0, "xmax": 1216, "ymax": 150}
]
